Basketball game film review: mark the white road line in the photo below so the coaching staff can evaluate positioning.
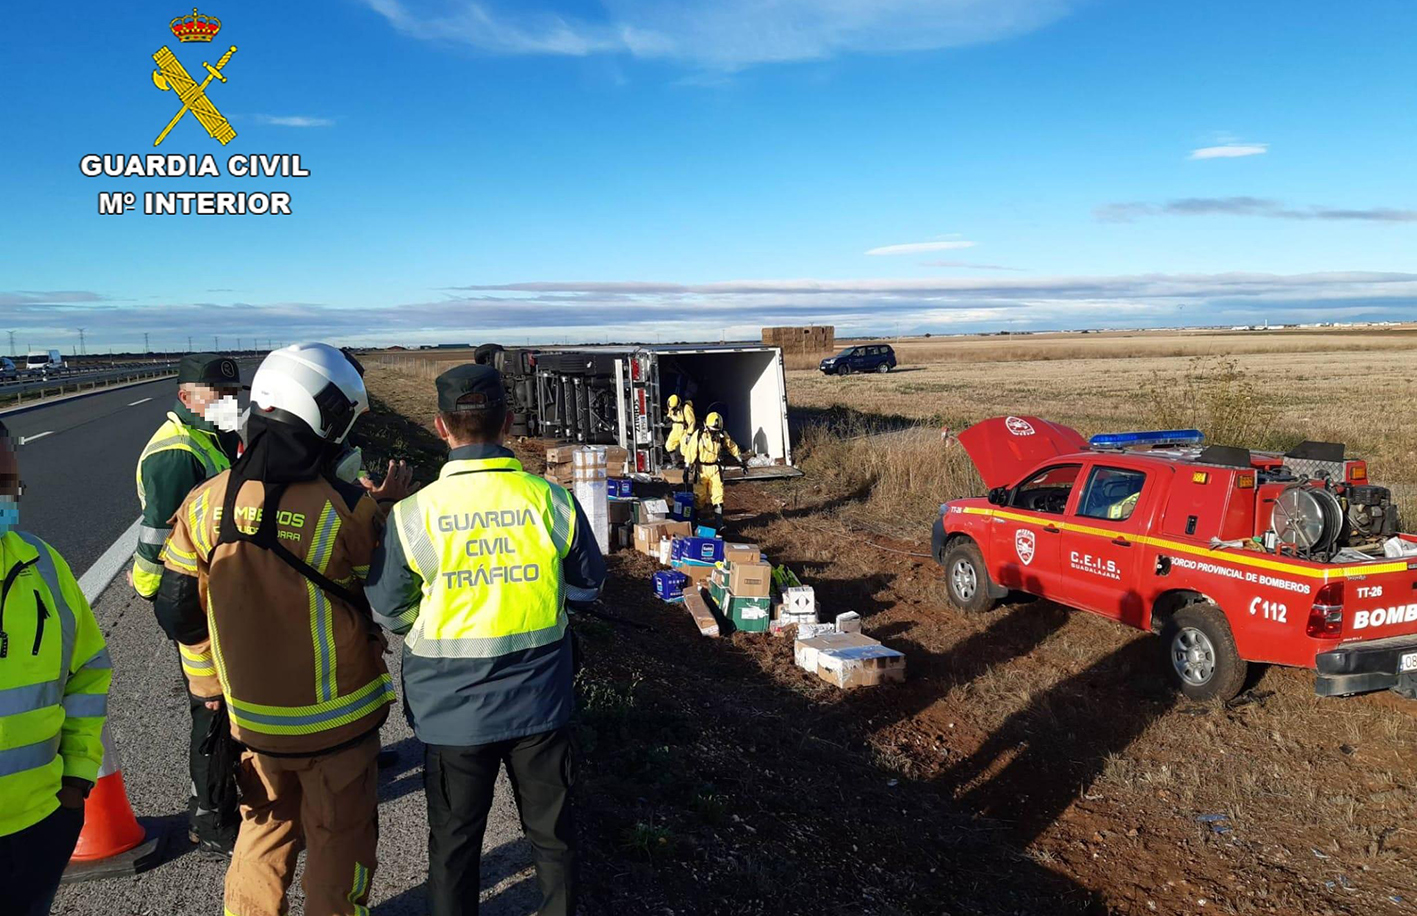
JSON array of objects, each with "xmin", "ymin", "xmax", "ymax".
[
  {"xmin": 78, "ymin": 516, "xmax": 141, "ymax": 605},
  {"xmin": 127, "ymin": 397, "xmax": 153, "ymax": 406},
  {"xmin": 20, "ymin": 431, "xmax": 54, "ymax": 444}
]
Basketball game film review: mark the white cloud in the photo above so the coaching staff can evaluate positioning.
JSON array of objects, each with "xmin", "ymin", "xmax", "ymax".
[
  {"xmin": 361, "ymin": 0, "xmax": 1077, "ymax": 70},
  {"xmin": 1189, "ymin": 143, "xmax": 1268, "ymax": 160},
  {"xmin": 866, "ymin": 240, "xmax": 977, "ymax": 256},
  {"xmin": 10, "ymin": 271, "xmax": 1416, "ymax": 347},
  {"xmin": 254, "ymin": 115, "xmax": 336, "ymax": 128}
]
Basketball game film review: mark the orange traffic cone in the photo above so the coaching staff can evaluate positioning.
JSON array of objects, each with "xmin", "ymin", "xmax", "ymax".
[{"xmin": 61, "ymin": 724, "xmax": 162, "ymax": 882}]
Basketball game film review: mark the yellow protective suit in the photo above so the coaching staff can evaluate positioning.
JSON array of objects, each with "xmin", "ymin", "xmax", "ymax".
[{"xmin": 685, "ymin": 427, "xmax": 742, "ymax": 510}]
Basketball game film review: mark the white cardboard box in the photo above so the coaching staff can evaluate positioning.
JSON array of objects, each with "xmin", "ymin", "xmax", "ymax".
[
  {"xmin": 816, "ymin": 644, "xmax": 906, "ymax": 689},
  {"xmin": 781, "ymin": 586, "xmax": 816, "ymax": 616},
  {"xmin": 794, "ymin": 632, "xmax": 875, "ymax": 672},
  {"xmin": 835, "ymin": 611, "xmax": 861, "ymax": 634}
]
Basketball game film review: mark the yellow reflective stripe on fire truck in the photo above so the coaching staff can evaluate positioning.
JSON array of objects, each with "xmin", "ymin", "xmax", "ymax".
[{"xmin": 958, "ymin": 506, "xmax": 1410, "ymax": 581}]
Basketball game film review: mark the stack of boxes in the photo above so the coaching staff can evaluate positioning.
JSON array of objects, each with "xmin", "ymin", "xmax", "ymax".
[
  {"xmin": 545, "ymin": 444, "xmax": 628, "ymax": 485},
  {"xmin": 671, "ymin": 536, "xmax": 724, "ymax": 587},
  {"xmin": 772, "ymin": 585, "xmax": 818, "ymax": 634},
  {"xmin": 570, "ymin": 446, "xmax": 610, "ymax": 555},
  {"xmin": 607, "ymin": 478, "xmax": 635, "ymax": 551},
  {"xmin": 706, "ymin": 543, "xmax": 772, "ymax": 633}
]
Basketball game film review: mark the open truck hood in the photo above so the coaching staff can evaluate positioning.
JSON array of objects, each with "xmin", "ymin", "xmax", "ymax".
[{"xmin": 957, "ymin": 416, "xmax": 1088, "ymax": 489}]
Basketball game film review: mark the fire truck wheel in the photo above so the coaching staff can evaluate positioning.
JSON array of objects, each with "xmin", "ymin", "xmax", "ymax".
[
  {"xmin": 1161, "ymin": 602, "xmax": 1247, "ymax": 701},
  {"xmin": 942, "ymin": 539, "xmax": 997, "ymax": 614}
]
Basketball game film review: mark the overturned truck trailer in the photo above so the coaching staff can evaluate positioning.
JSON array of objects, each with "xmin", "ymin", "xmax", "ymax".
[{"xmin": 486, "ymin": 344, "xmax": 799, "ymax": 480}]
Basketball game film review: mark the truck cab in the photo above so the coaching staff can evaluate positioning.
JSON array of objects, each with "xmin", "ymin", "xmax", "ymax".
[{"xmin": 935, "ymin": 416, "xmax": 1417, "ymax": 701}]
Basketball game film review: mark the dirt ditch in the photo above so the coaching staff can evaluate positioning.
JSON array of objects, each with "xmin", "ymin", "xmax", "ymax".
[{"xmin": 363, "ymin": 366, "xmax": 1417, "ymax": 916}]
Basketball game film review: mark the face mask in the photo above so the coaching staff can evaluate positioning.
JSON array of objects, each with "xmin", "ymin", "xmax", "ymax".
[
  {"xmin": 0, "ymin": 496, "xmax": 19, "ymax": 535},
  {"xmin": 331, "ymin": 446, "xmax": 363, "ymax": 484},
  {"xmin": 204, "ymin": 395, "xmax": 241, "ymax": 433}
]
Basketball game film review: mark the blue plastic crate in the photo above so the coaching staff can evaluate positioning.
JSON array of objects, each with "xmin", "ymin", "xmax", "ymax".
[
  {"xmin": 653, "ymin": 569, "xmax": 689, "ymax": 602},
  {"xmin": 671, "ymin": 492, "xmax": 696, "ymax": 520},
  {"xmin": 676, "ymin": 536, "xmax": 723, "ymax": 565}
]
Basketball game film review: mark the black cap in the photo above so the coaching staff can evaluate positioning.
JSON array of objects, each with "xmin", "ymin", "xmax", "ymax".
[
  {"xmin": 178, "ymin": 353, "xmax": 241, "ymax": 387},
  {"xmin": 437, "ymin": 364, "xmax": 506, "ymax": 413}
]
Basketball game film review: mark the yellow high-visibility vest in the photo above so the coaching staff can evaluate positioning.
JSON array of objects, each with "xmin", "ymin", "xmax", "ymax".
[
  {"xmin": 0, "ymin": 531, "xmax": 110, "ymax": 837},
  {"xmin": 388, "ymin": 456, "xmax": 576, "ymax": 658}
]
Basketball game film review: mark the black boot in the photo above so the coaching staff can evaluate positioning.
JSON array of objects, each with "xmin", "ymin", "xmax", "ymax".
[{"xmin": 189, "ymin": 799, "xmax": 238, "ymax": 858}]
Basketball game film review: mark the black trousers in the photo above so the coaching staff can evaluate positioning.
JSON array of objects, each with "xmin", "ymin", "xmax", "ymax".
[
  {"xmin": 425, "ymin": 727, "xmax": 576, "ymax": 916},
  {"xmin": 178, "ymin": 651, "xmax": 238, "ymax": 829},
  {"xmin": 0, "ymin": 803, "xmax": 84, "ymax": 916}
]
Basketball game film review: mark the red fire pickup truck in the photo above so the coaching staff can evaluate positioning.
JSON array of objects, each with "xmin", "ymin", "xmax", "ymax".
[{"xmin": 932, "ymin": 416, "xmax": 1417, "ymax": 701}]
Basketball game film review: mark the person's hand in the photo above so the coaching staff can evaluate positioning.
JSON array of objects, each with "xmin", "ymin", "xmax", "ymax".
[
  {"xmin": 204, "ymin": 696, "xmax": 223, "ymax": 711},
  {"xmin": 57, "ymin": 784, "xmax": 86, "ymax": 810},
  {"xmin": 361, "ymin": 460, "xmax": 415, "ymax": 504}
]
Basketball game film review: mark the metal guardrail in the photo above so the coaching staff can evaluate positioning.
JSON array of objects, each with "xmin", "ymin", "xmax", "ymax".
[{"xmin": 0, "ymin": 363, "xmax": 179, "ymax": 406}]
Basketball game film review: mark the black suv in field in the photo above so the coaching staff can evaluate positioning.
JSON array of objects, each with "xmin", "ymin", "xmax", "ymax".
[{"xmin": 819, "ymin": 344, "xmax": 897, "ymax": 375}]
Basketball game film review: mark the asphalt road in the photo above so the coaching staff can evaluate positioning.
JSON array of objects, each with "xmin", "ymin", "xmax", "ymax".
[{"xmin": 6, "ymin": 381, "xmax": 540, "ymax": 915}]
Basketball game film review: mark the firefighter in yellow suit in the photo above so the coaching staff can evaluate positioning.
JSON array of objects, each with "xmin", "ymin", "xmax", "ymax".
[
  {"xmin": 664, "ymin": 394, "xmax": 696, "ymax": 465},
  {"xmin": 686, "ymin": 412, "xmax": 744, "ymax": 527}
]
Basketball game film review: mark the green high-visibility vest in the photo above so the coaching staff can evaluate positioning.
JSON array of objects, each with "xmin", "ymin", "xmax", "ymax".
[{"xmin": 131, "ymin": 412, "xmax": 231, "ymax": 598}]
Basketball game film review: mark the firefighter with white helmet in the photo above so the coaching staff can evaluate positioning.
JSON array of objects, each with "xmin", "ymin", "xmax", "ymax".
[
  {"xmin": 664, "ymin": 393, "xmax": 696, "ymax": 466},
  {"xmin": 685, "ymin": 411, "xmax": 745, "ymax": 528},
  {"xmin": 154, "ymin": 343, "xmax": 413, "ymax": 916}
]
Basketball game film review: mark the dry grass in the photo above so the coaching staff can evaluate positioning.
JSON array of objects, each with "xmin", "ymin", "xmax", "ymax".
[{"xmin": 789, "ymin": 331, "xmax": 1417, "ymax": 492}]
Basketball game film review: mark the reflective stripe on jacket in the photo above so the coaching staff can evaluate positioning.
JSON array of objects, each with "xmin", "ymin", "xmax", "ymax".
[
  {"xmin": 368, "ymin": 447, "xmax": 606, "ymax": 746},
  {"xmin": 0, "ymin": 530, "xmax": 111, "ymax": 837},
  {"xmin": 131, "ymin": 408, "xmax": 233, "ymax": 599},
  {"xmin": 162, "ymin": 473, "xmax": 392, "ymax": 755}
]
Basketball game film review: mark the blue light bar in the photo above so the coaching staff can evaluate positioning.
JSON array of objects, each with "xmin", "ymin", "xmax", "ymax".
[{"xmin": 1089, "ymin": 429, "xmax": 1205, "ymax": 449}]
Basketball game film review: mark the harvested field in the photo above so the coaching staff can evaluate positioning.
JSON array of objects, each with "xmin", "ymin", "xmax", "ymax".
[{"xmin": 364, "ymin": 328, "xmax": 1417, "ymax": 915}]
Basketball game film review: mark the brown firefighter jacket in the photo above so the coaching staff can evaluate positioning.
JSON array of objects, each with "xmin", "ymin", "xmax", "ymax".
[{"xmin": 157, "ymin": 471, "xmax": 394, "ymax": 756}]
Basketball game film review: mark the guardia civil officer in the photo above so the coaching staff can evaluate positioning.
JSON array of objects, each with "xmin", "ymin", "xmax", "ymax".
[
  {"xmin": 367, "ymin": 364, "xmax": 606, "ymax": 916},
  {"xmin": 131, "ymin": 353, "xmax": 242, "ymax": 854},
  {"xmin": 0, "ymin": 420, "xmax": 113, "ymax": 914}
]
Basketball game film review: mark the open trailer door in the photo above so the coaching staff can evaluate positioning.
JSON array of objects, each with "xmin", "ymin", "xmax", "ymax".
[{"xmin": 655, "ymin": 346, "xmax": 802, "ymax": 480}]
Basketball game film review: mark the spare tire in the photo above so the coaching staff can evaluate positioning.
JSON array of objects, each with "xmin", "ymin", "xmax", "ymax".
[{"xmin": 474, "ymin": 343, "xmax": 504, "ymax": 367}]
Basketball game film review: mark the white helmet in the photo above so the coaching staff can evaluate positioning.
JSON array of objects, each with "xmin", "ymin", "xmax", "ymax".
[{"xmin": 250, "ymin": 342, "xmax": 368, "ymax": 444}]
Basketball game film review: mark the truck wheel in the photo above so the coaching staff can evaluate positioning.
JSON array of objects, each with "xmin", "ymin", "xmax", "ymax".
[
  {"xmin": 1161, "ymin": 602, "xmax": 1247, "ymax": 701},
  {"xmin": 942, "ymin": 539, "xmax": 997, "ymax": 614},
  {"xmin": 876, "ymin": 362, "xmax": 890, "ymax": 373}
]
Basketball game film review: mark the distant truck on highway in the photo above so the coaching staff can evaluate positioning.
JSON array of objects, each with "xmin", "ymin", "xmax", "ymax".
[
  {"xmin": 25, "ymin": 349, "xmax": 65, "ymax": 376},
  {"xmin": 935, "ymin": 416, "xmax": 1417, "ymax": 702}
]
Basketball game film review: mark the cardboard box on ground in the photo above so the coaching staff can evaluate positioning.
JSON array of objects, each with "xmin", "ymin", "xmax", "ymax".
[
  {"xmin": 794, "ymin": 632, "xmax": 906, "ymax": 689},
  {"xmin": 622, "ymin": 489, "xmax": 907, "ymax": 688},
  {"xmin": 682, "ymin": 588, "xmax": 719, "ymax": 637},
  {"xmin": 635, "ymin": 520, "xmax": 692, "ymax": 556}
]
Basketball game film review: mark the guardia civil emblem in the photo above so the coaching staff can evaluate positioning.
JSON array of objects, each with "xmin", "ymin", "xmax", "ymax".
[{"xmin": 151, "ymin": 8, "xmax": 238, "ymax": 146}]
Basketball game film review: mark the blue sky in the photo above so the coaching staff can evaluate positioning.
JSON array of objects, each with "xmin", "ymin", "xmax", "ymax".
[{"xmin": 2, "ymin": 0, "xmax": 1415, "ymax": 350}]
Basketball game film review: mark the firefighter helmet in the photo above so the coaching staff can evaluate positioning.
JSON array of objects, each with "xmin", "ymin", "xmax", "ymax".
[
  {"xmin": 250, "ymin": 342, "xmax": 369, "ymax": 444},
  {"xmin": 705, "ymin": 411, "xmax": 724, "ymax": 431},
  {"xmin": 668, "ymin": 394, "xmax": 680, "ymax": 409}
]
